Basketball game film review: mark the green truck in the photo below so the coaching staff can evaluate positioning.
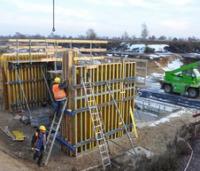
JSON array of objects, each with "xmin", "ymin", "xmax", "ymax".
[{"xmin": 161, "ymin": 61, "xmax": 200, "ymax": 98}]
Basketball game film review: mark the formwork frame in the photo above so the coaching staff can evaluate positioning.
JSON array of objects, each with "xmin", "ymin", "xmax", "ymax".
[
  {"xmin": 0, "ymin": 39, "xmax": 108, "ymax": 54},
  {"xmin": 61, "ymin": 50, "xmax": 137, "ymax": 156},
  {"xmin": 1, "ymin": 56, "xmax": 60, "ymax": 111},
  {"xmin": 0, "ymin": 48, "xmax": 147, "ymax": 156}
]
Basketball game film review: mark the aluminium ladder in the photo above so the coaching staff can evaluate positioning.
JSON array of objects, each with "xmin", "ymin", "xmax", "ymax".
[
  {"xmin": 82, "ymin": 78, "xmax": 111, "ymax": 170},
  {"xmin": 44, "ymin": 99, "xmax": 68, "ymax": 165}
]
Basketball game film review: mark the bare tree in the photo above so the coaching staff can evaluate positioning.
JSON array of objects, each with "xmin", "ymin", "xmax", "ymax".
[
  {"xmin": 121, "ymin": 31, "xmax": 129, "ymax": 40},
  {"xmin": 141, "ymin": 23, "xmax": 148, "ymax": 40},
  {"xmin": 131, "ymin": 35, "xmax": 137, "ymax": 40},
  {"xmin": 14, "ymin": 32, "xmax": 26, "ymax": 39},
  {"xmin": 86, "ymin": 29, "xmax": 97, "ymax": 39},
  {"xmin": 149, "ymin": 35, "xmax": 156, "ymax": 40},
  {"xmin": 158, "ymin": 35, "xmax": 167, "ymax": 41},
  {"xmin": 188, "ymin": 36, "xmax": 197, "ymax": 41}
]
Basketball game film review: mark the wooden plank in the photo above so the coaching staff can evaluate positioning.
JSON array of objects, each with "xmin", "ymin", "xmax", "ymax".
[
  {"xmin": 73, "ymin": 56, "xmax": 105, "ymax": 61},
  {"xmin": 6, "ymin": 39, "xmax": 108, "ymax": 44}
]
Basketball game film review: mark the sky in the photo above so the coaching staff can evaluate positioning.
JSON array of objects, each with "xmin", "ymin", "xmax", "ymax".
[{"xmin": 0, "ymin": 0, "xmax": 200, "ymax": 38}]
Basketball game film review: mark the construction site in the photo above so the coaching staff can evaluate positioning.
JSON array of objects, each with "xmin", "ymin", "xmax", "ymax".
[
  {"xmin": 1, "ymin": 1, "xmax": 200, "ymax": 171},
  {"xmin": 0, "ymin": 38, "xmax": 200, "ymax": 171}
]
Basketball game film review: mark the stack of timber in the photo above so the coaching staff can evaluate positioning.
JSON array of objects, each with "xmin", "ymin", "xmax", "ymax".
[
  {"xmin": 0, "ymin": 39, "xmax": 108, "ymax": 54},
  {"xmin": 61, "ymin": 50, "xmax": 138, "ymax": 156},
  {"xmin": 0, "ymin": 53, "xmax": 60, "ymax": 111}
]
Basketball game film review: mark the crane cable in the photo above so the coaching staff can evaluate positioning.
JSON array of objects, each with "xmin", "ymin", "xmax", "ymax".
[
  {"xmin": 52, "ymin": 0, "xmax": 58, "ymax": 71},
  {"xmin": 52, "ymin": 0, "xmax": 55, "ymax": 33}
]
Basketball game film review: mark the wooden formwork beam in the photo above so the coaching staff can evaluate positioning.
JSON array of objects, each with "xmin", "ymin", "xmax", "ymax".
[
  {"xmin": 1, "ymin": 39, "xmax": 108, "ymax": 56},
  {"xmin": 5, "ymin": 39, "xmax": 108, "ymax": 44}
]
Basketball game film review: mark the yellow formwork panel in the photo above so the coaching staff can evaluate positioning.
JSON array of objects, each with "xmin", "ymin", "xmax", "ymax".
[
  {"xmin": 0, "ymin": 54, "xmax": 55, "ymax": 111},
  {"xmin": 62, "ymin": 52, "xmax": 136, "ymax": 156}
]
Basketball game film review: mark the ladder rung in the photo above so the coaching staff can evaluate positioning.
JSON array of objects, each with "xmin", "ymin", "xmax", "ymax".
[
  {"xmin": 96, "ymin": 135, "xmax": 104, "ymax": 140},
  {"xmin": 85, "ymin": 82, "xmax": 92, "ymax": 85},
  {"xmin": 53, "ymin": 122, "xmax": 58, "ymax": 125},
  {"xmin": 100, "ymin": 150, "xmax": 108, "ymax": 155},
  {"xmin": 94, "ymin": 124, "xmax": 102, "ymax": 129},
  {"xmin": 93, "ymin": 117, "xmax": 101, "ymax": 122},
  {"xmin": 86, "ymin": 88, "xmax": 92, "ymax": 92},
  {"xmin": 103, "ymin": 159, "xmax": 111, "ymax": 164},
  {"xmin": 102, "ymin": 157, "xmax": 110, "ymax": 161},
  {"xmin": 93, "ymin": 119, "xmax": 102, "ymax": 127},
  {"xmin": 47, "ymin": 139, "xmax": 52, "ymax": 144},
  {"xmin": 99, "ymin": 144, "xmax": 106, "ymax": 149},
  {"xmin": 52, "ymin": 127, "xmax": 58, "ymax": 132},
  {"xmin": 97, "ymin": 137, "xmax": 104, "ymax": 141},
  {"xmin": 49, "ymin": 133, "xmax": 56, "ymax": 138},
  {"xmin": 103, "ymin": 161, "xmax": 111, "ymax": 167},
  {"xmin": 99, "ymin": 145, "xmax": 108, "ymax": 151},
  {"xmin": 91, "ymin": 114, "xmax": 99, "ymax": 118},
  {"xmin": 91, "ymin": 112, "xmax": 99, "ymax": 115},
  {"xmin": 93, "ymin": 118, "xmax": 100, "ymax": 122},
  {"xmin": 104, "ymin": 162, "xmax": 111, "ymax": 167},
  {"xmin": 96, "ymin": 130, "xmax": 103, "ymax": 135},
  {"xmin": 93, "ymin": 117, "xmax": 100, "ymax": 121},
  {"xmin": 104, "ymin": 162, "xmax": 111, "ymax": 168},
  {"xmin": 89, "ymin": 106, "xmax": 97, "ymax": 109},
  {"xmin": 93, "ymin": 114, "xmax": 100, "ymax": 118},
  {"xmin": 88, "ymin": 100, "xmax": 95, "ymax": 103},
  {"xmin": 92, "ymin": 117, "xmax": 100, "ymax": 121},
  {"xmin": 96, "ymin": 135, "xmax": 103, "ymax": 139}
]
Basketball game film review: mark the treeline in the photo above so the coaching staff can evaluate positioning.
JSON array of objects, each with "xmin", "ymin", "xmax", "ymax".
[
  {"xmin": 0, "ymin": 29, "xmax": 99, "ymax": 40},
  {"xmin": 1, "ymin": 26, "xmax": 200, "ymax": 53},
  {"xmin": 167, "ymin": 41, "xmax": 200, "ymax": 53}
]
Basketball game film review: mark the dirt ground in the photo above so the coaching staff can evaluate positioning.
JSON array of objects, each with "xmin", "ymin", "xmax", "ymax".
[
  {"xmin": 0, "ymin": 150, "xmax": 31, "ymax": 171},
  {"xmin": 147, "ymin": 54, "xmax": 182, "ymax": 74},
  {"xmin": 0, "ymin": 107, "xmax": 196, "ymax": 171}
]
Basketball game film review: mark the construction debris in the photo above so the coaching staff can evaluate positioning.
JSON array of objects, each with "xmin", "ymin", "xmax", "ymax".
[
  {"xmin": 11, "ymin": 130, "xmax": 26, "ymax": 141},
  {"xmin": 1, "ymin": 126, "xmax": 25, "ymax": 141},
  {"xmin": 1, "ymin": 126, "xmax": 15, "ymax": 140}
]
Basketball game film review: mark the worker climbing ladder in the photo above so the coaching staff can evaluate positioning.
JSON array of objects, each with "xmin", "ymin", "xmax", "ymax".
[
  {"xmin": 44, "ymin": 99, "xmax": 68, "ymax": 165},
  {"xmin": 82, "ymin": 77, "xmax": 111, "ymax": 170}
]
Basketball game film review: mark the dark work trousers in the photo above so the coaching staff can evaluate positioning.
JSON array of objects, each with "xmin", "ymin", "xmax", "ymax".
[
  {"xmin": 55, "ymin": 99, "xmax": 66, "ymax": 117},
  {"xmin": 33, "ymin": 150, "xmax": 44, "ymax": 166}
]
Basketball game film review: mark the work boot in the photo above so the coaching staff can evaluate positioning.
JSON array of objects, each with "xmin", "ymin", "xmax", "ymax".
[
  {"xmin": 33, "ymin": 153, "xmax": 38, "ymax": 160},
  {"xmin": 37, "ymin": 160, "xmax": 44, "ymax": 167}
]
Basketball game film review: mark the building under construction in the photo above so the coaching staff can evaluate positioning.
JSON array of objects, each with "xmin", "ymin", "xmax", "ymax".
[
  {"xmin": 0, "ymin": 39, "xmax": 148, "ymax": 169},
  {"xmin": 1, "ymin": 38, "xmax": 200, "ymax": 171}
]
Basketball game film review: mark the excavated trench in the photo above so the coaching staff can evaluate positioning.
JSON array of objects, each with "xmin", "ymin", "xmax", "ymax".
[{"xmin": 106, "ymin": 123, "xmax": 199, "ymax": 171}]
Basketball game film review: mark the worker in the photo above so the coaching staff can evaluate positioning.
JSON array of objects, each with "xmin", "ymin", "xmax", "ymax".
[
  {"xmin": 52, "ymin": 77, "xmax": 67, "ymax": 117},
  {"xmin": 31, "ymin": 127, "xmax": 40, "ymax": 149},
  {"xmin": 33, "ymin": 125, "xmax": 47, "ymax": 167}
]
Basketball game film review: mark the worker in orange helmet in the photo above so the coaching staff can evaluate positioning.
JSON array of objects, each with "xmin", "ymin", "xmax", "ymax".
[
  {"xmin": 33, "ymin": 125, "xmax": 47, "ymax": 167},
  {"xmin": 52, "ymin": 77, "xmax": 67, "ymax": 117}
]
